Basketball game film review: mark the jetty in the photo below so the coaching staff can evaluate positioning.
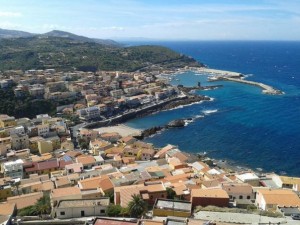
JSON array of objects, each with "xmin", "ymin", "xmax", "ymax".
[
  {"xmin": 223, "ymin": 77, "xmax": 284, "ymax": 95},
  {"xmin": 195, "ymin": 67, "xmax": 284, "ymax": 95},
  {"xmin": 194, "ymin": 67, "xmax": 243, "ymax": 78}
]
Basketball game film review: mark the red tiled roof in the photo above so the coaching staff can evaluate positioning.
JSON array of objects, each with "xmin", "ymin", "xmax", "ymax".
[
  {"xmin": 94, "ymin": 218, "xmax": 136, "ymax": 225},
  {"xmin": 24, "ymin": 159, "xmax": 71, "ymax": 172}
]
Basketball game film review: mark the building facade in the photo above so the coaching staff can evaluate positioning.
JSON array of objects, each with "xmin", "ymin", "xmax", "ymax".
[{"xmin": 55, "ymin": 198, "xmax": 109, "ymax": 219}]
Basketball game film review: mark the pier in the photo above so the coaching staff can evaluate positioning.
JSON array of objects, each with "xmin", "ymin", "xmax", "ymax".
[
  {"xmin": 223, "ymin": 77, "xmax": 284, "ymax": 95},
  {"xmin": 195, "ymin": 67, "xmax": 284, "ymax": 95},
  {"xmin": 194, "ymin": 67, "xmax": 243, "ymax": 77}
]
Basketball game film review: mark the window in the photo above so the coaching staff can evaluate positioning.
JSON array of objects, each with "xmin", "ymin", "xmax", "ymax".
[
  {"xmin": 150, "ymin": 195, "xmax": 153, "ymax": 199},
  {"xmin": 161, "ymin": 194, "xmax": 164, "ymax": 198},
  {"xmin": 247, "ymin": 196, "xmax": 251, "ymax": 199},
  {"xmin": 239, "ymin": 195, "xmax": 243, "ymax": 199},
  {"xmin": 100, "ymin": 210, "xmax": 105, "ymax": 214},
  {"xmin": 60, "ymin": 211, "xmax": 65, "ymax": 215}
]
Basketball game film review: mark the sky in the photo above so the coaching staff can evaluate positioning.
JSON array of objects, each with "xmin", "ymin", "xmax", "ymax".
[{"xmin": 0, "ymin": 0, "xmax": 300, "ymax": 40}]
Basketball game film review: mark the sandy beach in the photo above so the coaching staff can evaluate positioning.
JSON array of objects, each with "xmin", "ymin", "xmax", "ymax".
[{"xmin": 93, "ymin": 124, "xmax": 142, "ymax": 137}]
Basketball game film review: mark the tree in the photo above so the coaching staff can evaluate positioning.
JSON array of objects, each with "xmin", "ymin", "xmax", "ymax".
[
  {"xmin": 127, "ymin": 194, "xmax": 147, "ymax": 218},
  {"xmin": 35, "ymin": 194, "xmax": 51, "ymax": 215},
  {"xmin": 78, "ymin": 138, "xmax": 89, "ymax": 149},
  {"xmin": 18, "ymin": 194, "xmax": 51, "ymax": 216},
  {"xmin": 166, "ymin": 187, "xmax": 176, "ymax": 199},
  {"xmin": 106, "ymin": 204, "xmax": 122, "ymax": 217},
  {"xmin": 105, "ymin": 191, "xmax": 114, "ymax": 203}
]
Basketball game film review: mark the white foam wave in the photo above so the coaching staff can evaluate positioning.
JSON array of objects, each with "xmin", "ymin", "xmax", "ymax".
[
  {"xmin": 183, "ymin": 114, "xmax": 205, "ymax": 126},
  {"xmin": 194, "ymin": 115, "xmax": 205, "ymax": 119},
  {"xmin": 162, "ymin": 100, "xmax": 204, "ymax": 112},
  {"xmin": 202, "ymin": 109, "xmax": 218, "ymax": 115}
]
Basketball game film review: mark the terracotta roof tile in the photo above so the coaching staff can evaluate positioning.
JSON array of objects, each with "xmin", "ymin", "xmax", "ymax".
[
  {"xmin": 51, "ymin": 187, "xmax": 81, "ymax": 198},
  {"xmin": 94, "ymin": 218, "xmax": 137, "ymax": 225},
  {"xmin": 78, "ymin": 175, "xmax": 114, "ymax": 192},
  {"xmin": 0, "ymin": 202, "xmax": 16, "ymax": 215},
  {"xmin": 7, "ymin": 192, "xmax": 43, "ymax": 209},
  {"xmin": 76, "ymin": 155, "xmax": 95, "ymax": 165},
  {"xmin": 257, "ymin": 188, "xmax": 300, "ymax": 207},
  {"xmin": 191, "ymin": 188, "xmax": 229, "ymax": 199}
]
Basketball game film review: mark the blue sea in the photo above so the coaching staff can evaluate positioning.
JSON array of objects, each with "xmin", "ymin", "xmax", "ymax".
[{"xmin": 124, "ymin": 41, "xmax": 300, "ymax": 176}]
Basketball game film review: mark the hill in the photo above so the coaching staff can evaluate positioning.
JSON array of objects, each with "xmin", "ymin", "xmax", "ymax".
[
  {"xmin": 41, "ymin": 30, "xmax": 120, "ymax": 46},
  {"xmin": 0, "ymin": 36, "xmax": 201, "ymax": 72},
  {"xmin": 0, "ymin": 28, "xmax": 33, "ymax": 39},
  {"xmin": 0, "ymin": 28, "xmax": 119, "ymax": 46}
]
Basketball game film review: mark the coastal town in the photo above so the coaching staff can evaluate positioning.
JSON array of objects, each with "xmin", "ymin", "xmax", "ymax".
[{"xmin": 0, "ymin": 67, "xmax": 298, "ymax": 225}]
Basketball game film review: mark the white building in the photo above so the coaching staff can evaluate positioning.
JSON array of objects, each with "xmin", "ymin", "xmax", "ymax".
[
  {"xmin": 37, "ymin": 124, "xmax": 50, "ymax": 137},
  {"xmin": 9, "ymin": 126, "xmax": 25, "ymax": 136},
  {"xmin": 2, "ymin": 159, "xmax": 24, "ymax": 179},
  {"xmin": 10, "ymin": 133, "xmax": 29, "ymax": 150},
  {"xmin": 55, "ymin": 198, "xmax": 109, "ymax": 219},
  {"xmin": 77, "ymin": 107, "xmax": 101, "ymax": 121},
  {"xmin": 236, "ymin": 172, "xmax": 260, "ymax": 186}
]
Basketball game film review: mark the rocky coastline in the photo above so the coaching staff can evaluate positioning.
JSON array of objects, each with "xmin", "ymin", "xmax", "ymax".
[
  {"xmin": 135, "ymin": 94, "xmax": 210, "ymax": 118},
  {"xmin": 85, "ymin": 94, "xmax": 210, "ymax": 129},
  {"xmin": 177, "ymin": 84, "xmax": 223, "ymax": 93}
]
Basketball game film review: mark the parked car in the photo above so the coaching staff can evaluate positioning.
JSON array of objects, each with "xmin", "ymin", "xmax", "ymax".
[{"xmin": 291, "ymin": 214, "xmax": 300, "ymax": 220}]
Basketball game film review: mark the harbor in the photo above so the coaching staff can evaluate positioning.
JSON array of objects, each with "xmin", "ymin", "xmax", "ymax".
[{"xmin": 195, "ymin": 67, "xmax": 285, "ymax": 95}]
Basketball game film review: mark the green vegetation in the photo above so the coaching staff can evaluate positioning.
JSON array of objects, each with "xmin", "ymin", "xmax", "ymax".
[
  {"xmin": 105, "ymin": 191, "xmax": 115, "ymax": 203},
  {"xmin": 18, "ymin": 194, "xmax": 51, "ymax": 216},
  {"xmin": 166, "ymin": 187, "xmax": 176, "ymax": 199},
  {"xmin": 78, "ymin": 138, "xmax": 89, "ymax": 149},
  {"xmin": 0, "ymin": 86, "xmax": 80, "ymax": 118},
  {"xmin": 0, "ymin": 36, "xmax": 201, "ymax": 72},
  {"xmin": 127, "ymin": 194, "xmax": 147, "ymax": 218},
  {"xmin": 106, "ymin": 204, "xmax": 129, "ymax": 217},
  {"xmin": 0, "ymin": 87, "xmax": 55, "ymax": 118},
  {"xmin": 62, "ymin": 114, "xmax": 80, "ymax": 126}
]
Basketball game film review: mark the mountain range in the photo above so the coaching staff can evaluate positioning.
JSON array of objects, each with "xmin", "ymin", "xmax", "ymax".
[
  {"xmin": 0, "ymin": 28, "xmax": 120, "ymax": 46},
  {"xmin": 0, "ymin": 28, "xmax": 200, "ymax": 72}
]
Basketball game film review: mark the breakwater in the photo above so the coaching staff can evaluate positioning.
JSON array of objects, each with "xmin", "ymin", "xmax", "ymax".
[
  {"xmin": 199, "ymin": 67, "xmax": 284, "ymax": 95},
  {"xmin": 193, "ymin": 67, "xmax": 243, "ymax": 77},
  {"xmin": 221, "ymin": 77, "xmax": 284, "ymax": 95}
]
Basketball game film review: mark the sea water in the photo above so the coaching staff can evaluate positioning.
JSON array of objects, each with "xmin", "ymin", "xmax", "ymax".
[{"xmin": 124, "ymin": 41, "xmax": 300, "ymax": 176}]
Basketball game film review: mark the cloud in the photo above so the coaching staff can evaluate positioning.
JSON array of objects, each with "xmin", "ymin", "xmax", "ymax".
[
  {"xmin": 0, "ymin": 22, "xmax": 21, "ymax": 29},
  {"xmin": 40, "ymin": 24, "xmax": 71, "ymax": 31},
  {"xmin": 102, "ymin": 26, "xmax": 125, "ymax": 31},
  {"xmin": 0, "ymin": 11, "xmax": 22, "ymax": 17}
]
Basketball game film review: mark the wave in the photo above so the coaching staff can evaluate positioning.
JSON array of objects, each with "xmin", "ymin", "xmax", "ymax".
[
  {"xmin": 244, "ymin": 74, "xmax": 254, "ymax": 78},
  {"xmin": 202, "ymin": 109, "xmax": 218, "ymax": 115},
  {"xmin": 184, "ymin": 114, "xmax": 205, "ymax": 126},
  {"xmin": 162, "ymin": 100, "xmax": 204, "ymax": 112}
]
